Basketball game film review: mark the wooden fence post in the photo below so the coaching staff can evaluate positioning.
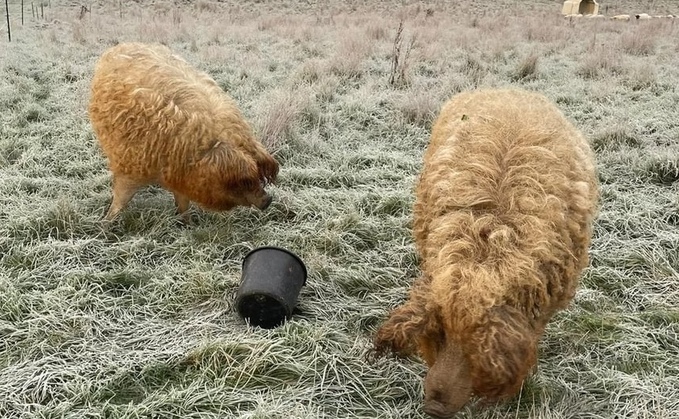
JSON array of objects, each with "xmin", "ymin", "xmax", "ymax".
[{"xmin": 4, "ymin": 0, "xmax": 10, "ymax": 42}]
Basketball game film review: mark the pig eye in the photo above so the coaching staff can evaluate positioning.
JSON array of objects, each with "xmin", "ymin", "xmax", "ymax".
[{"xmin": 432, "ymin": 332, "xmax": 448, "ymax": 354}]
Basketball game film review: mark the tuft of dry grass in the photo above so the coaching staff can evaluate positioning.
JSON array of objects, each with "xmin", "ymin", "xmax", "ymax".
[
  {"xmin": 255, "ymin": 89, "xmax": 309, "ymax": 152},
  {"xmin": 577, "ymin": 45, "xmax": 623, "ymax": 79},
  {"xmin": 591, "ymin": 127, "xmax": 641, "ymax": 152},
  {"xmin": 624, "ymin": 62, "xmax": 658, "ymax": 91},
  {"xmin": 512, "ymin": 52, "xmax": 539, "ymax": 81},
  {"xmin": 328, "ymin": 30, "xmax": 372, "ymax": 80},
  {"xmin": 195, "ymin": 0, "xmax": 219, "ymax": 14},
  {"xmin": 460, "ymin": 52, "xmax": 487, "ymax": 86},
  {"xmin": 618, "ymin": 28, "xmax": 657, "ymax": 56},
  {"xmin": 365, "ymin": 19, "xmax": 388, "ymax": 41},
  {"xmin": 293, "ymin": 59, "xmax": 327, "ymax": 84},
  {"xmin": 397, "ymin": 87, "xmax": 439, "ymax": 128},
  {"xmin": 388, "ymin": 20, "xmax": 417, "ymax": 88},
  {"xmin": 523, "ymin": 13, "xmax": 569, "ymax": 43}
]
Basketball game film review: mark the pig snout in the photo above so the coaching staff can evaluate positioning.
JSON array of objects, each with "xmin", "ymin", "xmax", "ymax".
[
  {"xmin": 257, "ymin": 194, "xmax": 273, "ymax": 210},
  {"xmin": 422, "ymin": 342, "xmax": 472, "ymax": 419},
  {"xmin": 424, "ymin": 399, "xmax": 458, "ymax": 419}
]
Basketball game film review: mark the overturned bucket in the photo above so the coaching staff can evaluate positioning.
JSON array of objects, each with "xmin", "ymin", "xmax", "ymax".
[{"xmin": 236, "ymin": 246, "xmax": 307, "ymax": 329}]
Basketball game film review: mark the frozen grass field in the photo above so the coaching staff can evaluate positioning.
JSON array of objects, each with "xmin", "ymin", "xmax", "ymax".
[{"xmin": 1, "ymin": 0, "xmax": 678, "ymax": 417}]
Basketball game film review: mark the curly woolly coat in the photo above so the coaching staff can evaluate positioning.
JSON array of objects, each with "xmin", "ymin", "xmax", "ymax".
[
  {"xmin": 88, "ymin": 42, "xmax": 278, "ymax": 221},
  {"xmin": 374, "ymin": 88, "xmax": 599, "ymax": 418}
]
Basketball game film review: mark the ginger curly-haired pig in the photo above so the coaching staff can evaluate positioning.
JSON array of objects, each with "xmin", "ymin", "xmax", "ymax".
[
  {"xmin": 88, "ymin": 42, "xmax": 278, "ymax": 222},
  {"xmin": 373, "ymin": 88, "xmax": 599, "ymax": 418}
]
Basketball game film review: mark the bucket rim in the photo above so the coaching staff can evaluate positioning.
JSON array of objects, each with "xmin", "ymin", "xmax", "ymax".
[{"xmin": 242, "ymin": 246, "xmax": 308, "ymax": 285}]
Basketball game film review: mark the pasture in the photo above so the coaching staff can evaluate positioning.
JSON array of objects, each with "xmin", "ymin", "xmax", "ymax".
[{"xmin": 1, "ymin": 0, "xmax": 678, "ymax": 417}]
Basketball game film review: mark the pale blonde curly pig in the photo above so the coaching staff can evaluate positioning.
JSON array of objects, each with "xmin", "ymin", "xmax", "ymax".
[
  {"xmin": 88, "ymin": 42, "xmax": 278, "ymax": 222},
  {"xmin": 374, "ymin": 88, "xmax": 599, "ymax": 418}
]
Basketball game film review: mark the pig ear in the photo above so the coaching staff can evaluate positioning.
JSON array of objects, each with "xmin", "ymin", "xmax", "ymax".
[
  {"xmin": 373, "ymin": 277, "xmax": 442, "ymax": 358},
  {"xmin": 465, "ymin": 306, "xmax": 537, "ymax": 401},
  {"xmin": 202, "ymin": 141, "xmax": 260, "ymax": 190},
  {"xmin": 256, "ymin": 152, "xmax": 279, "ymax": 185}
]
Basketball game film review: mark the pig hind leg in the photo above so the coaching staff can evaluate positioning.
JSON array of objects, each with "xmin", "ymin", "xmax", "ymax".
[{"xmin": 172, "ymin": 192, "xmax": 193, "ymax": 224}]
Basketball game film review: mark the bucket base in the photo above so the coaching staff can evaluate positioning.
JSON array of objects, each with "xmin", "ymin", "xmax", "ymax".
[{"xmin": 237, "ymin": 293, "xmax": 288, "ymax": 329}]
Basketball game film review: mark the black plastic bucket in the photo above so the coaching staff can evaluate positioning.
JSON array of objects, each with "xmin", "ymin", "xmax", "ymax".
[{"xmin": 236, "ymin": 246, "xmax": 307, "ymax": 329}]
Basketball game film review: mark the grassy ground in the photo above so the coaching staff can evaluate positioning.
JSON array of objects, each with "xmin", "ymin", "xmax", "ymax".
[{"xmin": 1, "ymin": 1, "xmax": 679, "ymax": 418}]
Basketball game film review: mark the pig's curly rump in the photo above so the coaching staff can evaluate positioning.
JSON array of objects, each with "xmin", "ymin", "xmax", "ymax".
[{"xmin": 374, "ymin": 88, "xmax": 599, "ymax": 401}]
